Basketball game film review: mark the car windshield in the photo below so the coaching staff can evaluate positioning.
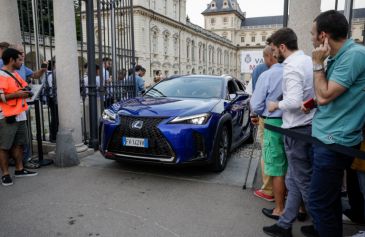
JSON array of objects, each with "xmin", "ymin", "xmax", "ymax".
[{"xmin": 145, "ymin": 76, "xmax": 224, "ymax": 99}]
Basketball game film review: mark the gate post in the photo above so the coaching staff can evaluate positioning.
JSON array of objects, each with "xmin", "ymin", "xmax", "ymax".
[
  {"xmin": 54, "ymin": 0, "xmax": 90, "ymax": 158},
  {"xmin": 0, "ymin": 0, "xmax": 22, "ymax": 44}
]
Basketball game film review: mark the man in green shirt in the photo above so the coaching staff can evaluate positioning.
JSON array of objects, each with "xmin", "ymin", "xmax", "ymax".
[{"xmin": 308, "ymin": 10, "xmax": 365, "ymax": 237}]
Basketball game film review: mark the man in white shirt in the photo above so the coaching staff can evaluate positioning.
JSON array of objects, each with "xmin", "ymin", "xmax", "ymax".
[{"xmin": 263, "ymin": 28, "xmax": 316, "ymax": 237}]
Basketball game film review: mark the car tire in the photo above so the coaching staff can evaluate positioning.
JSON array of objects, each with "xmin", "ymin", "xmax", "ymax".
[{"xmin": 210, "ymin": 125, "xmax": 230, "ymax": 172}]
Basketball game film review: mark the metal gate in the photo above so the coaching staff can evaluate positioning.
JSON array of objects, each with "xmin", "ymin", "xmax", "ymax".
[{"xmin": 17, "ymin": 0, "xmax": 136, "ymax": 148}]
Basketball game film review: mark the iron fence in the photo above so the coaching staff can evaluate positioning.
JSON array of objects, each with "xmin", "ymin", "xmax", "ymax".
[{"xmin": 17, "ymin": 0, "xmax": 136, "ymax": 154}]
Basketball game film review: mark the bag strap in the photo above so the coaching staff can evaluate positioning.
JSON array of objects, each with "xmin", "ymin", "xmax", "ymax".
[
  {"xmin": 0, "ymin": 69, "xmax": 24, "ymax": 89},
  {"xmin": 264, "ymin": 123, "xmax": 365, "ymax": 160}
]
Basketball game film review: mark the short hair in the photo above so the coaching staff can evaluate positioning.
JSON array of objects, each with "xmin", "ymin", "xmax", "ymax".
[
  {"xmin": 141, "ymin": 67, "xmax": 146, "ymax": 72},
  {"xmin": 2, "ymin": 48, "xmax": 22, "ymax": 65},
  {"xmin": 269, "ymin": 28, "xmax": 298, "ymax": 51},
  {"xmin": 0, "ymin": 42, "xmax": 9, "ymax": 49},
  {"xmin": 135, "ymin": 65, "xmax": 142, "ymax": 72},
  {"xmin": 155, "ymin": 70, "xmax": 161, "ymax": 76},
  {"xmin": 314, "ymin": 10, "xmax": 348, "ymax": 41},
  {"xmin": 102, "ymin": 57, "xmax": 111, "ymax": 62}
]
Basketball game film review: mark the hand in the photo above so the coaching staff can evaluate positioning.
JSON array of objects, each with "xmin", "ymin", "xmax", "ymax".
[
  {"xmin": 312, "ymin": 37, "xmax": 331, "ymax": 65},
  {"xmin": 15, "ymin": 90, "xmax": 31, "ymax": 98},
  {"xmin": 250, "ymin": 116, "xmax": 259, "ymax": 125},
  {"xmin": 301, "ymin": 102, "xmax": 311, "ymax": 114},
  {"xmin": 268, "ymin": 101, "xmax": 279, "ymax": 112}
]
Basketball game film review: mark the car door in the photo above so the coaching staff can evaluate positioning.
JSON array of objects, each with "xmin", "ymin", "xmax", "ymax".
[
  {"xmin": 234, "ymin": 79, "xmax": 251, "ymax": 136},
  {"xmin": 226, "ymin": 79, "xmax": 245, "ymax": 141}
]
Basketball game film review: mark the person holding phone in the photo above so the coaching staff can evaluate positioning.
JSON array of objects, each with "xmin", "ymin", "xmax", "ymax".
[
  {"xmin": 263, "ymin": 28, "xmax": 315, "ymax": 237},
  {"xmin": 308, "ymin": 10, "xmax": 365, "ymax": 237}
]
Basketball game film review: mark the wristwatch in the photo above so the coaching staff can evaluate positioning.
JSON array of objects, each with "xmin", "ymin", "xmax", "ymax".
[{"xmin": 313, "ymin": 63, "xmax": 324, "ymax": 72}]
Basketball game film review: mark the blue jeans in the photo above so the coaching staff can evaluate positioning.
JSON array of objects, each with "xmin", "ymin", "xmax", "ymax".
[
  {"xmin": 309, "ymin": 144, "xmax": 356, "ymax": 237},
  {"xmin": 358, "ymin": 171, "xmax": 365, "ymax": 219}
]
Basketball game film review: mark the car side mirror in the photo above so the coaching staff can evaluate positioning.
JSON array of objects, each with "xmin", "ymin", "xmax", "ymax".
[{"xmin": 229, "ymin": 94, "xmax": 236, "ymax": 100}]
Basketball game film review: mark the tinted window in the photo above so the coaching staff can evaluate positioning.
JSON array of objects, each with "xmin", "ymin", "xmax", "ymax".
[{"xmin": 145, "ymin": 76, "xmax": 224, "ymax": 99}]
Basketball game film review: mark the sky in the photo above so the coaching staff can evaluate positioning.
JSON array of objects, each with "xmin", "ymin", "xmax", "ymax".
[{"xmin": 186, "ymin": 0, "xmax": 365, "ymax": 27}]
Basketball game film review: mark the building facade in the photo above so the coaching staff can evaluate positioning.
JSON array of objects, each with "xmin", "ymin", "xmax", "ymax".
[{"xmin": 132, "ymin": 0, "xmax": 240, "ymax": 85}]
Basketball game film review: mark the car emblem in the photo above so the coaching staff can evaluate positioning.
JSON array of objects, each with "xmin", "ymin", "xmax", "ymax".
[{"xmin": 131, "ymin": 120, "xmax": 143, "ymax": 129}]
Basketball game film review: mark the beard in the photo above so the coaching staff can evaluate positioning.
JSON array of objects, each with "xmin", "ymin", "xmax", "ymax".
[{"xmin": 277, "ymin": 55, "xmax": 285, "ymax": 63}]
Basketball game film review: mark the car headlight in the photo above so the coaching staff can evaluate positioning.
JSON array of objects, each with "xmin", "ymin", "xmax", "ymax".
[
  {"xmin": 102, "ymin": 109, "xmax": 117, "ymax": 122},
  {"xmin": 169, "ymin": 113, "xmax": 211, "ymax": 125}
]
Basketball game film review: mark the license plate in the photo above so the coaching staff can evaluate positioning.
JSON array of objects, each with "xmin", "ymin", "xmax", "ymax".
[{"xmin": 122, "ymin": 137, "xmax": 148, "ymax": 148}]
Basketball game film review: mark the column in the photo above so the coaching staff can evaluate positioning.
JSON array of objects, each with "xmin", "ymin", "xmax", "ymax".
[
  {"xmin": 53, "ymin": 0, "xmax": 90, "ymax": 157},
  {"xmin": 288, "ymin": 0, "xmax": 321, "ymax": 55},
  {"xmin": 0, "ymin": 0, "xmax": 22, "ymax": 44}
]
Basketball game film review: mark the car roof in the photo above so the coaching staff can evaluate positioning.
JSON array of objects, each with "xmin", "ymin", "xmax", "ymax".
[{"xmin": 167, "ymin": 74, "xmax": 234, "ymax": 82}]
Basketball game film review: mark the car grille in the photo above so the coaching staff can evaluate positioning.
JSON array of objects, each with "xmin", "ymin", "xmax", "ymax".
[{"xmin": 107, "ymin": 116, "xmax": 175, "ymax": 159}]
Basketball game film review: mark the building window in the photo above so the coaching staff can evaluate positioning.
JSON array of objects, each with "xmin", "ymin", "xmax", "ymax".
[
  {"xmin": 163, "ymin": 33, "xmax": 169, "ymax": 55},
  {"xmin": 222, "ymin": 32, "xmax": 228, "ymax": 38},
  {"xmin": 223, "ymin": 17, "xmax": 228, "ymax": 24},
  {"xmin": 152, "ymin": 31, "xmax": 158, "ymax": 54},
  {"xmin": 191, "ymin": 40, "xmax": 195, "ymax": 61},
  {"xmin": 241, "ymin": 37, "xmax": 245, "ymax": 42},
  {"xmin": 164, "ymin": 0, "xmax": 167, "ymax": 16},
  {"xmin": 211, "ymin": 18, "xmax": 215, "ymax": 25},
  {"xmin": 262, "ymin": 35, "xmax": 266, "ymax": 42},
  {"xmin": 251, "ymin": 36, "xmax": 255, "ymax": 42},
  {"xmin": 173, "ymin": 1, "xmax": 177, "ymax": 19},
  {"xmin": 173, "ymin": 36, "xmax": 178, "ymax": 57}
]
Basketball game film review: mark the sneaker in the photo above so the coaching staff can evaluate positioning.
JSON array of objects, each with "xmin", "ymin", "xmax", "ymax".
[
  {"xmin": 263, "ymin": 224, "xmax": 292, "ymax": 237},
  {"xmin": 24, "ymin": 160, "xmax": 40, "ymax": 169},
  {"xmin": 254, "ymin": 189, "xmax": 275, "ymax": 202},
  {"xmin": 300, "ymin": 225, "xmax": 319, "ymax": 237},
  {"xmin": 14, "ymin": 169, "xmax": 38, "ymax": 178},
  {"xmin": 2, "ymin": 175, "xmax": 13, "ymax": 186}
]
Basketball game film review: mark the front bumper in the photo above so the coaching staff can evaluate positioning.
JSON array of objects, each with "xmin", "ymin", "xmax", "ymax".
[{"xmin": 99, "ymin": 115, "xmax": 219, "ymax": 164}]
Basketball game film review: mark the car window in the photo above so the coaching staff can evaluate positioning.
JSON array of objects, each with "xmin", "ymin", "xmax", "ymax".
[
  {"xmin": 227, "ymin": 80, "xmax": 238, "ymax": 94},
  {"xmin": 145, "ymin": 76, "xmax": 224, "ymax": 99},
  {"xmin": 235, "ymin": 79, "xmax": 246, "ymax": 91}
]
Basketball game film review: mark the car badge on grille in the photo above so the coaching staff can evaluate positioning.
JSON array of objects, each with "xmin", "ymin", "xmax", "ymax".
[{"xmin": 131, "ymin": 120, "xmax": 144, "ymax": 129}]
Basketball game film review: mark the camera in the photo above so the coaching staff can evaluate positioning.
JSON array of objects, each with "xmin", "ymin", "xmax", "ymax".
[{"xmin": 22, "ymin": 86, "xmax": 34, "ymax": 97}]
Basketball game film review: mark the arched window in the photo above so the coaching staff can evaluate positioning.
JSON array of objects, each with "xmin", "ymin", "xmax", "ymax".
[
  {"xmin": 163, "ymin": 30, "xmax": 170, "ymax": 56},
  {"xmin": 151, "ymin": 26, "xmax": 159, "ymax": 54}
]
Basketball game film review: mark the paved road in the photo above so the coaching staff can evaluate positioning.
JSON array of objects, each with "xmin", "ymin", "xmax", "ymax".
[{"xmin": 0, "ymin": 144, "xmax": 362, "ymax": 237}]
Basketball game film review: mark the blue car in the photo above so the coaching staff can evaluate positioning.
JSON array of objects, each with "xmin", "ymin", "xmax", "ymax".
[{"xmin": 99, "ymin": 75, "xmax": 253, "ymax": 171}]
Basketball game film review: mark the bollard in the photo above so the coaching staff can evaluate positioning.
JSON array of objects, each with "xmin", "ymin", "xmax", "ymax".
[{"xmin": 54, "ymin": 128, "xmax": 80, "ymax": 167}]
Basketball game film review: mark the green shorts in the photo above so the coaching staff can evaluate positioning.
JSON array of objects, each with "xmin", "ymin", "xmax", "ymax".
[
  {"xmin": 263, "ymin": 118, "xmax": 287, "ymax": 177},
  {"xmin": 0, "ymin": 119, "xmax": 28, "ymax": 150}
]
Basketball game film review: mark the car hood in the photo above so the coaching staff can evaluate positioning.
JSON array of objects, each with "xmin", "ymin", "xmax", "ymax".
[{"xmin": 110, "ymin": 97, "xmax": 221, "ymax": 117}]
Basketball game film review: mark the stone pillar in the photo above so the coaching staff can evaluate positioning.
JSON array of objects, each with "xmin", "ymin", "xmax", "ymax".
[
  {"xmin": 288, "ymin": 0, "xmax": 321, "ymax": 55},
  {"xmin": 0, "ymin": 0, "xmax": 22, "ymax": 44},
  {"xmin": 53, "ymin": 0, "xmax": 91, "ymax": 158}
]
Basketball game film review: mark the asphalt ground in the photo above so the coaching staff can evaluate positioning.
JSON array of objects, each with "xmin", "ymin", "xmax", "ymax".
[{"xmin": 0, "ymin": 144, "xmax": 364, "ymax": 237}]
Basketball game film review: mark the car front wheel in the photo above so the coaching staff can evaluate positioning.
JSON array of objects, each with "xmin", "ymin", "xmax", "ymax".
[{"xmin": 210, "ymin": 125, "xmax": 230, "ymax": 172}]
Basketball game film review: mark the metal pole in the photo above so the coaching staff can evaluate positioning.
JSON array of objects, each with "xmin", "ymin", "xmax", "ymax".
[
  {"xmin": 110, "ymin": 0, "xmax": 117, "ymax": 101},
  {"xmin": 335, "ymin": 0, "xmax": 338, "ymax": 10},
  {"xmin": 344, "ymin": 0, "xmax": 353, "ymax": 38},
  {"xmin": 96, "ymin": 0, "xmax": 105, "ymax": 114},
  {"xmin": 31, "ymin": 0, "xmax": 41, "ymax": 72},
  {"xmin": 129, "ymin": 0, "xmax": 136, "ymax": 97},
  {"xmin": 86, "ymin": 0, "xmax": 99, "ymax": 149},
  {"xmin": 283, "ymin": 0, "xmax": 289, "ymax": 27}
]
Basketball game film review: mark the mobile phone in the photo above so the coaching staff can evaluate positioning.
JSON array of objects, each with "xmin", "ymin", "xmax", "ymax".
[
  {"xmin": 41, "ymin": 63, "xmax": 48, "ymax": 69},
  {"xmin": 303, "ymin": 98, "xmax": 315, "ymax": 109}
]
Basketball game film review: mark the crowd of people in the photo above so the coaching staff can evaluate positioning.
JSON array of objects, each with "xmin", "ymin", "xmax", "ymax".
[{"xmin": 250, "ymin": 10, "xmax": 365, "ymax": 237}]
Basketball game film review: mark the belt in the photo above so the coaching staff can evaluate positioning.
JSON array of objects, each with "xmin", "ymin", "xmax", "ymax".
[{"xmin": 260, "ymin": 116, "xmax": 281, "ymax": 119}]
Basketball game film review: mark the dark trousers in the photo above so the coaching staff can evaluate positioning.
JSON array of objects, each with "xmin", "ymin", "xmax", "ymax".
[
  {"xmin": 48, "ymin": 97, "xmax": 58, "ymax": 141},
  {"xmin": 309, "ymin": 144, "xmax": 356, "ymax": 237}
]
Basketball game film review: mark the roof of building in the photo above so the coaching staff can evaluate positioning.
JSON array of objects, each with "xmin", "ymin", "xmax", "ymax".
[
  {"xmin": 241, "ymin": 15, "xmax": 283, "ymax": 27},
  {"xmin": 241, "ymin": 8, "xmax": 365, "ymax": 27},
  {"xmin": 202, "ymin": 0, "xmax": 245, "ymax": 19}
]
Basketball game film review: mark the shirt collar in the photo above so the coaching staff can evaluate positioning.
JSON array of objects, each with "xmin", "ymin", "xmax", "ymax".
[
  {"xmin": 283, "ymin": 50, "xmax": 304, "ymax": 65},
  {"xmin": 327, "ymin": 39, "xmax": 354, "ymax": 63}
]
